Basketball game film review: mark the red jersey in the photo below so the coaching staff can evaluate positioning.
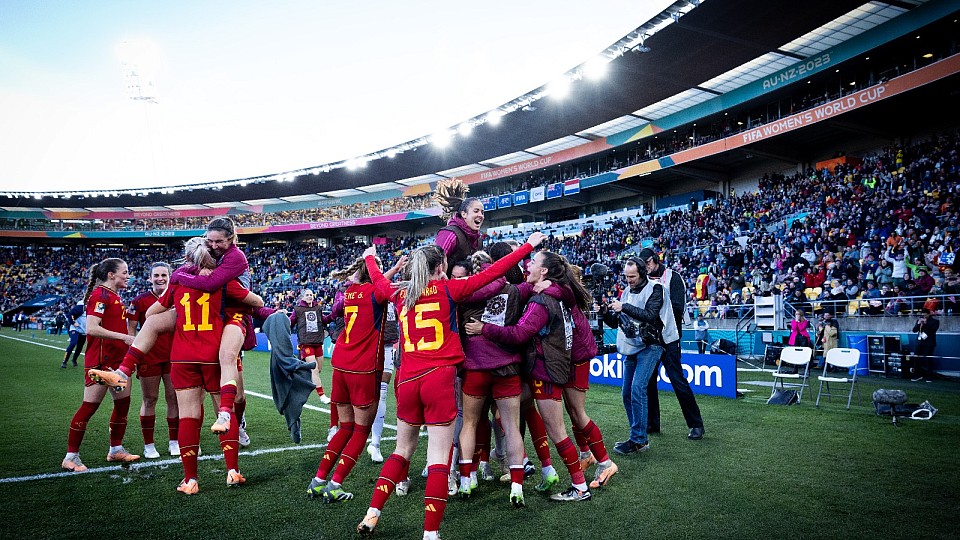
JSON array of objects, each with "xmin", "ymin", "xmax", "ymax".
[
  {"xmin": 128, "ymin": 290, "xmax": 173, "ymax": 364},
  {"xmin": 365, "ymin": 242, "xmax": 533, "ymax": 375},
  {"xmin": 159, "ymin": 280, "xmax": 251, "ymax": 364},
  {"xmin": 330, "ymin": 282, "xmax": 388, "ymax": 373},
  {"xmin": 84, "ymin": 285, "xmax": 130, "ymax": 366}
]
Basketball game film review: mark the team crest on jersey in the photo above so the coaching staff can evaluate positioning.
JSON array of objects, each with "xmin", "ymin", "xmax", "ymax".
[
  {"xmin": 481, "ymin": 294, "xmax": 508, "ymax": 326},
  {"xmin": 94, "ymin": 302, "xmax": 106, "ymax": 314}
]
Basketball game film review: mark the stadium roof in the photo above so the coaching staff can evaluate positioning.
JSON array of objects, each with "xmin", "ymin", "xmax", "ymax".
[{"xmin": 0, "ymin": 0, "xmax": 943, "ymax": 211}]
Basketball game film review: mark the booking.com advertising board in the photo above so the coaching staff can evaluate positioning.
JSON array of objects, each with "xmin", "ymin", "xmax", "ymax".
[
  {"xmin": 257, "ymin": 334, "xmax": 735, "ymax": 399},
  {"xmin": 589, "ymin": 352, "xmax": 737, "ymax": 399}
]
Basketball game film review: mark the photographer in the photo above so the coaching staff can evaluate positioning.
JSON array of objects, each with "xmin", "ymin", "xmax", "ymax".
[{"xmin": 599, "ymin": 258, "xmax": 664, "ymax": 455}]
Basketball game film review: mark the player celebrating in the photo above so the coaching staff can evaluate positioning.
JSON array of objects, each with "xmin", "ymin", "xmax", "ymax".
[
  {"xmin": 356, "ymin": 231, "xmax": 545, "ymax": 540},
  {"xmin": 306, "ymin": 255, "xmax": 406, "ymax": 503},
  {"xmin": 126, "ymin": 262, "xmax": 180, "ymax": 458},
  {"xmin": 290, "ymin": 289, "xmax": 330, "ymax": 404},
  {"xmin": 61, "ymin": 258, "xmax": 137, "ymax": 472}
]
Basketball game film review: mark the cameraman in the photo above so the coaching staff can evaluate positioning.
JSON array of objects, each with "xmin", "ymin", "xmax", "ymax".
[{"xmin": 599, "ymin": 258, "xmax": 665, "ymax": 455}]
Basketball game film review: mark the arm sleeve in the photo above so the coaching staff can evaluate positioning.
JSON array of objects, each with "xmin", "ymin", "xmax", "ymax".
[
  {"xmin": 289, "ymin": 310, "xmax": 298, "ymax": 326},
  {"xmin": 515, "ymin": 282, "xmax": 535, "ymax": 304},
  {"xmin": 448, "ymin": 243, "xmax": 534, "ymax": 301},
  {"xmin": 172, "ymin": 250, "xmax": 247, "ymax": 292},
  {"xmin": 225, "ymin": 279, "xmax": 252, "ymax": 301},
  {"xmin": 365, "ymin": 256, "xmax": 399, "ymax": 302},
  {"xmin": 481, "ymin": 302, "xmax": 549, "ymax": 346},
  {"xmin": 620, "ymin": 284, "xmax": 663, "ymax": 324},
  {"xmin": 434, "ymin": 229, "xmax": 458, "ymax": 257},
  {"xmin": 670, "ymin": 273, "xmax": 686, "ymax": 328},
  {"xmin": 461, "ymin": 276, "xmax": 506, "ymax": 303}
]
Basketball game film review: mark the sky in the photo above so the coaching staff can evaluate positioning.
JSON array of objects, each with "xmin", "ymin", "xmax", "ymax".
[{"xmin": 0, "ymin": 0, "xmax": 674, "ymax": 193}]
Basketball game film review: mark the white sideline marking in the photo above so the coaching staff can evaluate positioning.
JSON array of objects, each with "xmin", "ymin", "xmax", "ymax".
[
  {"xmin": 0, "ymin": 333, "xmax": 405, "ymax": 483},
  {"xmin": 0, "ymin": 436, "xmax": 402, "ymax": 484}
]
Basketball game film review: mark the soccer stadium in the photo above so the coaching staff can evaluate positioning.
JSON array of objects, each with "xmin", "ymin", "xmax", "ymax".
[{"xmin": 1, "ymin": 1, "xmax": 959, "ymax": 538}]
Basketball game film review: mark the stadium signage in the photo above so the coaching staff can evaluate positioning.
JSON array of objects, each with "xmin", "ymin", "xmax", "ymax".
[
  {"xmin": 497, "ymin": 194, "xmax": 513, "ymax": 209},
  {"xmin": 761, "ymin": 53, "xmax": 832, "ymax": 90},
  {"xmin": 478, "ymin": 156, "xmax": 555, "ymax": 182},
  {"xmin": 530, "ymin": 186, "xmax": 545, "ymax": 202},
  {"xmin": 513, "ymin": 191, "xmax": 529, "ymax": 205},
  {"xmin": 589, "ymin": 352, "xmax": 736, "ymax": 398},
  {"xmin": 481, "ymin": 196, "xmax": 497, "ymax": 211}
]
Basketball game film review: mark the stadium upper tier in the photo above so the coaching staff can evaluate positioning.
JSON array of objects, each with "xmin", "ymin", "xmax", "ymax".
[{"xmin": 1, "ymin": 0, "xmax": 954, "ymax": 212}]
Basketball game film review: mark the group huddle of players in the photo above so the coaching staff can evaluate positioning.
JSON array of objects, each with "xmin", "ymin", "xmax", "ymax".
[{"xmin": 62, "ymin": 184, "xmax": 625, "ymax": 540}]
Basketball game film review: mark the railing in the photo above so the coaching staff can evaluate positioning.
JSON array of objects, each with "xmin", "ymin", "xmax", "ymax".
[{"xmin": 785, "ymin": 292, "xmax": 957, "ymax": 318}]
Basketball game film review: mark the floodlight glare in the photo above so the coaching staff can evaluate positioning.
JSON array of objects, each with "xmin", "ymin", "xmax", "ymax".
[
  {"xmin": 549, "ymin": 76, "xmax": 571, "ymax": 99},
  {"xmin": 432, "ymin": 130, "xmax": 454, "ymax": 148},
  {"xmin": 486, "ymin": 110, "xmax": 504, "ymax": 126},
  {"xmin": 583, "ymin": 57, "xmax": 609, "ymax": 80},
  {"xmin": 457, "ymin": 122, "xmax": 473, "ymax": 137}
]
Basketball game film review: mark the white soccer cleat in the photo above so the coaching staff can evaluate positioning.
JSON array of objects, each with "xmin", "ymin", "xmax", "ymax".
[
  {"xmin": 169, "ymin": 440, "xmax": 181, "ymax": 456},
  {"xmin": 327, "ymin": 426, "xmax": 339, "ymax": 443},
  {"xmin": 367, "ymin": 443, "xmax": 384, "ymax": 463},
  {"xmin": 143, "ymin": 443, "xmax": 160, "ymax": 459}
]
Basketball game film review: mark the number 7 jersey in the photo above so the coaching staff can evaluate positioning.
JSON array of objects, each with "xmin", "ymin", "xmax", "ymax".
[
  {"xmin": 159, "ymin": 279, "xmax": 252, "ymax": 363},
  {"xmin": 329, "ymin": 282, "xmax": 387, "ymax": 373}
]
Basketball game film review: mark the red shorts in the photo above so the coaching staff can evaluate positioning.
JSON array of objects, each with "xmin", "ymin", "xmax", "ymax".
[
  {"xmin": 563, "ymin": 361, "xmax": 590, "ymax": 392},
  {"xmin": 224, "ymin": 309, "xmax": 246, "ymax": 331},
  {"xmin": 330, "ymin": 369, "xmax": 378, "ymax": 408},
  {"xmin": 396, "ymin": 366, "xmax": 458, "ymax": 426},
  {"xmin": 530, "ymin": 378, "xmax": 563, "ymax": 401},
  {"xmin": 83, "ymin": 349, "xmax": 124, "ymax": 387},
  {"xmin": 299, "ymin": 344, "xmax": 322, "ymax": 360},
  {"xmin": 137, "ymin": 359, "xmax": 171, "ymax": 379},
  {"xmin": 462, "ymin": 369, "xmax": 521, "ymax": 400},
  {"xmin": 171, "ymin": 362, "xmax": 221, "ymax": 392}
]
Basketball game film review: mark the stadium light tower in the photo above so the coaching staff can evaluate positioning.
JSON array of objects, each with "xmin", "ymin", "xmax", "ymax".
[{"xmin": 117, "ymin": 39, "xmax": 160, "ymax": 103}]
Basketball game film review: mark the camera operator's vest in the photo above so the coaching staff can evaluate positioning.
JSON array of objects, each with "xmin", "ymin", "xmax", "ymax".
[
  {"xmin": 294, "ymin": 304, "xmax": 325, "ymax": 345},
  {"xmin": 524, "ymin": 294, "xmax": 573, "ymax": 385},
  {"xmin": 648, "ymin": 267, "xmax": 681, "ymax": 344}
]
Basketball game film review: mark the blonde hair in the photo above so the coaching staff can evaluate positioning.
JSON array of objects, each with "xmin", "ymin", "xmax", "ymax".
[
  {"xmin": 400, "ymin": 245, "xmax": 446, "ymax": 310},
  {"xmin": 330, "ymin": 256, "xmax": 381, "ymax": 283},
  {"xmin": 468, "ymin": 250, "xmax": 492, "ymax": 276},
  {"xmin": 182, "ymin": 237, "xmax": 216, "ymax": 269}
]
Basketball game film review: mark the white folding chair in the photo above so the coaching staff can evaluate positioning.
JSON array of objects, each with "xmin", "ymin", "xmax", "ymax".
[
  {"xmin": 770, "ymin": 347, "xmax": 812, "ymax": 403},
  {"xmin": 815, "ymin": 348, "xmax": 862, "ymax": 409}
]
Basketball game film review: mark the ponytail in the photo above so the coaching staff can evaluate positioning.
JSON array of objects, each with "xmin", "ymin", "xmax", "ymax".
[
  {"xmin": 537, "ymin": 251, "xmax": 591, "ymax": 311},
  {"xmin": 330, "ymin": 256, "xmax": 381, "ymax": 283},
  {"xmin": 401, "ymin": 245, "xmax": 446, "ymax": 310},
  {"xmin": 468, "ymin": 251, "xmax": 492, "ymax": 276}
]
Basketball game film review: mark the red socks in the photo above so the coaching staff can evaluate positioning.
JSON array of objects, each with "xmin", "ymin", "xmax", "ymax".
[
  {"xmin": 168, "ymin": 416, "xmax": 179, "ymax": 442},
  {"xmin": 109, "ymin": 396, "xmax": 131, "ymax": 446},
  {"xmin": 218, "ymin": 412, "xmax": 240, "ymax": 471},
  {"xmin": 332, "ymin": 423, "xmax": 370, "ymax": 484},
  {"xmin": 316, "ymin": 422, "xmax": 355, "ymax": 480},
  {"xmin": 556, "ymin": 437, "xmax": 585, "ymax": 485},
  {"xmin": 423, "ymin": 465, "xmax": 449, "ymax": 534},
  {"xmin": 234, "ymin": 399, "xmax": 246, "ymax": 423},
  {"xmin": 370, "ymin": 454, "xmax": 409, "ymax": 510},
  {"xmin": 219, "ymin": 381, "xmax": 237, "ymax": 413},
  {"xmin": 510, "ymin": 465, "xmax": 524, "ymax": 485},
  {"xmin": 119, "ymin": 347, "xmax": 144, "ymax": 376},
  {"xmin": 67, "ymin": 400, "xmax": 101, "ymax": 452},
  {"xmin": 573, "ymin": 426, "xmax": 590, "ymax": 453},
  {"xmin": 525, "ymin": 407, "xmax": 552, "ymax": 467},
  {"xmin": 140, "ymin": 414, "xmax": 156, "ymax": 445},
  {"xmin": 179, "ymin": 417, "xmax": 201, "ymax": 480},
  {"xmin": 583, "ymin": 420, "xmax": 610, "ymax": 463}
]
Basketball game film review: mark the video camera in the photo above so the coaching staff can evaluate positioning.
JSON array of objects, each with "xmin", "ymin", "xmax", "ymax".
[{"xmin": 584, "ymin": 263, "xmax": 617, "ymax": 354}]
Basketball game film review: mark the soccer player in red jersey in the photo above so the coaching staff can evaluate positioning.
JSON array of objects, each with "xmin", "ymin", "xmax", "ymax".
[
  {"xmin": 356, "ymin": 231, "xmax": 545, "ymax": 540},
  {"xmin": 151, "ymin": 237, "xmax": 263, "ymax": 494},
  {"xmin": 61, "ymin": 258, "xmax": 137, "ymax": 472},
  {"xmin": 306, "ymin": 255, "xmax": 407, "ymax": 503},
  {"xmin": 126, "ymin": 262, "xmax": 180, "ymax": 458}
]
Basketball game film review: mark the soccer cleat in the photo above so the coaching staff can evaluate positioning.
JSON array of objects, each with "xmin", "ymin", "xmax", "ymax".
[
  {"xmin": 226, "ymin": 469, "xmax": 246, "ymax": 486},
  {"xmin": 87, "ymin": 368, "xmax": 129, "ymax": 390},
  {"xmin": 322, "ymin": 484, "xmax": 354, "ymax": 503},
  {"xmin": 106, "ymin": 447, "xmax": 140, "ymax": 463},
  {"xmin": 589, "ymin": 460, "xmax": 619, "ymax": 489},
  {"xmin": 367, "ymin": 443, "xmax": 384, "ymax": 463},
  {"xmin": 579, "ymin": 451, "xmax": 597, "ymax": 472},
  {"xmin": 550, "ymin": 486, "xmax": 592, "ymax": 502},
  {"xmin": 534, "ymin": 471, "xmax": 559, "ymax": 493},
  {"xmin": 421, "ymin": 465, "xmax": 429, "ymax": 478},
  {"xmin": 307, "ymin": 477, "xmax": 327, "ymax": 498},
  {"xmin": 523, "ymin": 460, "xmax": 536, "ymax": 478},
  {"xmin": 61, "ymin": 454, "xmax": 88, "ymax": 472},
  {"xmin": 177, "ymin": 478, "xmax": 199, "ymax": 495},
  {"xmin": 499, "ymin": 472, "xmax": 511, "ymax": 483},
  {"xmin": 613, "ymin": 440, "xmax": 649, "ymax": 455},
  {"xmin": 169, "ymin": 440, "xmax": 181, "ymax": 456},
  {"xmin": 319, "ymin": 394, "xmax": 331, "ymax": 405},
  {"xmin": 479, "ymin": 461, "xmax": 495, "ymax": 481},
  {"xmin": 357, "ymin": 510, "xmax": 379, "ymax": 536},
  {"xmin": 510, "ymin": 487, "xmax": 525, "ymax": 508},
  {"xmin": 211, "ymin": 411, "xmax": 231, "ymax": 434},
  {"xmin": 458, "ymin": 483, "xmax": 472, "ymax": 500},
  {"xmin": 238, "ymin": 426, "xmax": 251, "ymax": 447},
  {"xmin": 395, "ymin": 478, "xmax": 410, "ymax": 497},
  {"xmin": 326, "ymin": 426, "xmax": 338, "ymax": 443},
  {"xmin": 143, "ymin": 443, "xmax": 160, "ymax": 459}
]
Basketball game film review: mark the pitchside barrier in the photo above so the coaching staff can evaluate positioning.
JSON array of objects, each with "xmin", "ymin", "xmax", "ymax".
[{"xmin": 256, "ymin": 334, "xmax": 736, "ymax": 398}]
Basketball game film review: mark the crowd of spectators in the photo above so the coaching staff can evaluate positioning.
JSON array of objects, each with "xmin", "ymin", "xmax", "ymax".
[
  {"xmin": 0, "ymin": 194, "xmax": 433, "ymax": 232},
  {"xmin": 3, "ymin": 133, "xmax": 958, "ymax": 330}
]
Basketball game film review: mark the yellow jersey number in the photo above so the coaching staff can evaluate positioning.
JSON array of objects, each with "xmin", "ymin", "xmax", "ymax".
[
  {"xmin": 343, "ymin": 305, "xmax": 359, "ymax": 343},
  {"xmin": 398, "ymin": 302, "xmax": 444, "ymax": 353},
  {"xmin": 179, "ymin": 292, "xmax": 214, "ymax": 332}
]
